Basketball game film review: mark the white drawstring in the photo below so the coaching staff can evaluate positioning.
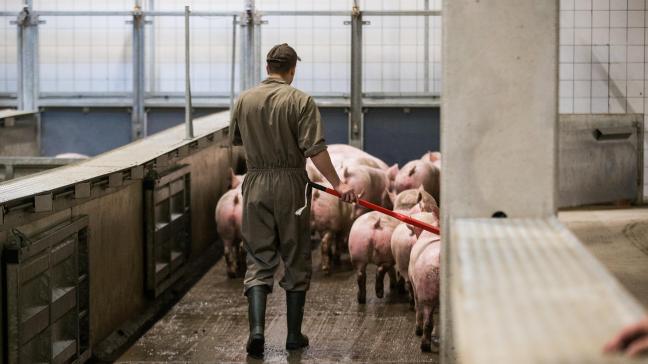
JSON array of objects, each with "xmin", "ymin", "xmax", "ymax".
[{"xmin": 294, "ymin": 183, "xmax": 311, "ymax": 216}]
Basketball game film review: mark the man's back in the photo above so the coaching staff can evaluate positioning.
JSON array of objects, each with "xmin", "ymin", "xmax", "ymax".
[{"xmin": 232, "ymin": 78, "xmax": 326, "ymax": 170}]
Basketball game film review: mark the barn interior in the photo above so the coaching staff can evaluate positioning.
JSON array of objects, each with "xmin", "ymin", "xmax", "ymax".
[{"xmin": 0, "ymin": 0, "xmax": 647, "ymax": 363}]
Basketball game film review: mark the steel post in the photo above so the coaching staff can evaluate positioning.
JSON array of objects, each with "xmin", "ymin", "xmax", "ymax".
[
  {"xmin": 240, "ymin": 0, "xmax": 260, "ymax": 91},
  {"xmin": 148, "ymin": 0, "xmax": 156, "ymax": 93},
  {"xmin": 230, "ymin": 15, "xmax": 237, "ymax": 113},
  {"xmin": 184, "ymin": 6, "xmax": 194, "ymax": 139},
  {"xmin": 424, "ymin": 0, "xmax": 430, "ymax": 93},
  {"xmin": 132, "ymin": 2, "xmax": 147, "ymax": 139},
  {"xmin": 349, "ymin": 5, "xmax": 364, "ymax": 149},
  {"xmin": 15, "ymin": 0, "xmax": 39, "ymax": 112}
]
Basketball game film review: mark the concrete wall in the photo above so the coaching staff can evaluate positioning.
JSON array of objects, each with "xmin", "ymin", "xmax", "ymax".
[
  {"xmin": 0, "ymin": 133, "xmax": 241, "ymax": 349},
  {"xmin": 72, "ymin": 183, "xmax": 146, "ymax": 345},
  {"xmin": 181, "ymin": 143, "xmax": 236, "ymax": 255},
  {"xmin": 0, "ymin": 117, "xmax": 39, "ymax": 156}
]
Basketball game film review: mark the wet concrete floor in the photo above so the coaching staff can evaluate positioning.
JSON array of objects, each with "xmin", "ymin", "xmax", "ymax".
[
  {"xmin": 118, "ymin": 245, "xmax": 439, "ymax": 363},
  {"xmin": 118, "ymin": 206, "xmax": 648, "ymax": 363},
  {"xmin": 560, "ymin": 207, "xmax": 648, "ymax": 307}
]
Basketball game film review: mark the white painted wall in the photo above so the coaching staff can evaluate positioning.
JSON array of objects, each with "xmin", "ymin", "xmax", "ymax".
[{"xmin": 559, "ymin": 0, "xmax": 648, "ymax": 199}]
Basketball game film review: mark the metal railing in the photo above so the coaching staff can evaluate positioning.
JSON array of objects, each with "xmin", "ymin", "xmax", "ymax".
[{"xmin": 0, "ymin": 2, "xmax": 441, "ymax": 148}]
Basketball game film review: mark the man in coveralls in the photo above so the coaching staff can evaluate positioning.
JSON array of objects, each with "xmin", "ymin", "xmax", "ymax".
[{"xmin": 229, "ymin": 43, "xmax": 357, "ymax": 358}]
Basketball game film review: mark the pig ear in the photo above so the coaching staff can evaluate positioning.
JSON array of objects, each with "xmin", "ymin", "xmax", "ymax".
[
  {"xmin": 373, "ymin": 217, "xmax": 381, "ymax": 229},
  {"xmin": 387, "ymin": 164, "xmax": 399, "ymax": 179},
  {"xmin": 229, "ymin": 168, "xmax": 241, "ymax": 189},
  {"xmin": 388, "ymin": 190, "xmax": 396, "ymax": 204},
  {"xmin": 416, "ymin": 191, "xmax": 424, "ymax": 204},
  {"xmin": 408, "ymin": 165, "xmax": 417, "ymax": 177},
  {"xmin": 406, "ymin": 224, "xmax": 416, "ymax": 236}
]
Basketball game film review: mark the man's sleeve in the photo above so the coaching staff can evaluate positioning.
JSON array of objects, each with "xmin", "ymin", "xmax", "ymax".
[
  {"xmin": 297, "ymin": 96, "xmax": 327, "ymax": 157},
  {"xmin": 229, "ymin": 99, "xmax": 243, "ymax": 146}
]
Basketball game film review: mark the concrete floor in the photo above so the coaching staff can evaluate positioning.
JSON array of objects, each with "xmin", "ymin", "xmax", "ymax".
[
  {"xmin": 560, "ymin": 207, "xmax": 648, "ymax": 308},
  {"xmin": 118, "ymin": 245, "xmax": 438, "ymax": 363},
  {"xmin": 118, "ymin": 206, "xmax": 648, "ymax": 363}
]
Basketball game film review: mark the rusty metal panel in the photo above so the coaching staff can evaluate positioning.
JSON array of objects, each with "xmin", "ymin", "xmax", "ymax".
[
  {"xmin": 144, "ymin": 165, "xmax": 191, "ymax": 297},
  {"xmin": 4, "ymin": 216, "xmax": 90, "ymax": 364}
]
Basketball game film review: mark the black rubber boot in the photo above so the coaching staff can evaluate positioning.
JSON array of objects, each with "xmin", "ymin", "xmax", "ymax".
[
  {"xmin": 246, "ymin": 285, "xmax": 268, "ymax": 359},
  {"xmin": 285, "ymin": 291, "xmax": 309, "ymax": 351}
]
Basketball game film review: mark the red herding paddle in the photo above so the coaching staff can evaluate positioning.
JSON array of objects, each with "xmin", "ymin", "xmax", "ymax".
[{"xmin": 308, "ymin": 181, "xmax": 440, "ymax": 235}]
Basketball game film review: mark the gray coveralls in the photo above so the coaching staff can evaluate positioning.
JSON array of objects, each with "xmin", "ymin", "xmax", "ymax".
[{"xmin": 230, "ymin": 77, "xmax": 326, "ymax": 294}]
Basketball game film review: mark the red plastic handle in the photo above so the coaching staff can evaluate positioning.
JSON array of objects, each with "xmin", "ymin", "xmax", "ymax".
[{"xmin": 309, "ymin": 182, "xmax": 440, "ymax": 235}]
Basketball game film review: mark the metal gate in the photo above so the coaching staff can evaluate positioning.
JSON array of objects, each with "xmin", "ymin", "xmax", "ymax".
[
  {"xmin": 4, "ymin": 216, "xmax": 90, "ymax": 364},
  {"xmin": 144, "ymin": 165, "xmax": 191, "ymax": 297}
]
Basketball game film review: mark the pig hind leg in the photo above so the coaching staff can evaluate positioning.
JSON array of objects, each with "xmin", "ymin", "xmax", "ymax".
[
  {"xmin": 320, "ymin": 231, "xmax": 333, "ymax": 274},
  {"xmin": 421, "ymin": 304, "xmax": 438, "ymax": 353},
  {"xmin": 395, "ymin": 271, "xmax": 407, "ymax": 294},
  {"xmin": 356, "ymin": 263, "xmax": 368, "ymax": 304},
  {"xmin": 236, "ymin": 239, "xmax": 246, "ymax": 276},
  {"xmin": 414, "ymin": 285, "xmax": 423, "ymax": 336},
  {"xmin": 375, "ymin": 265, "xmax": 387, "ymax": 299},
  {"xmin": 407, "ymin": 280, "xmax": 415, "ymax": 309},
  {"xmin": 431, "ymin": 300, "xmax": 440, "ymax": 348},
  {"xmin": 223, "ymin": 239, "xmax": 237, "ymax": 278},
  {"xmin": 387, "ymin": 266, "xmax": 400, "ymax": 290},
  {"xmin": 331, "ymin": 233, "xmax": 344, "ymax": 266}
]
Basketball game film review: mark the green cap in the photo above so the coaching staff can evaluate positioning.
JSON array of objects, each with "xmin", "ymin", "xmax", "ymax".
[{"xmin": 266, "ymin": 43, "xmax": 301, "ymax": 65}]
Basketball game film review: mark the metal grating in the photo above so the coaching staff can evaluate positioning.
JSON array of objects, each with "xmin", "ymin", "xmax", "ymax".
[
  {"xmin": 144, "ymin": 164, "xmax": 191, "ymax": 297},
  {"xmin": 451, "ymin": 217, "xmax": 646, "ymax": 364},
  {"xmin": 4, "ymin": 216, "xmax": 90, "ymax": 364}
]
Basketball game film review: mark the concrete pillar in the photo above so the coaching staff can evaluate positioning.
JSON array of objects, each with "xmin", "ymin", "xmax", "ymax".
[
  {"xmin": 440, "ymin": 0, "xmax": 558, "ymax": 362},
  {"xmin": 16, "ymin": 2, "xmax": 40, "ymax": 112}
]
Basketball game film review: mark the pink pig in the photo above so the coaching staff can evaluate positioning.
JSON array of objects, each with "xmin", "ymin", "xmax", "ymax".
[
  {"xmin": 348, "ymin": 212, "xmax": 401, "ymax": 304},
  {"xmin": 421, "ymin": 151, "xmax": 442, "ymax": 171},
  {"xmin": 215, "ymin": 171, "xmax": 245, "ymax": 278},
  {"xmin": 408, "ymin": 221, "xmax": 442, "ymax": 352},
  {"xmin": 340, "ymin": 165, "xmax": 393, "ymax": 219},
  {"xmin": 310, "ymin": 183, "xmax": 354, "ymax": 274},
  {"xmin": 328, "ymin": 144, "xmax": 389, "ymax": 170},
  {"xmin": 390, "ymin": 195, "xmax": 439, "ymax": 306},
  {"xmin": 394, "ymin": 160, "xmax": 441, "ymax": 204}
]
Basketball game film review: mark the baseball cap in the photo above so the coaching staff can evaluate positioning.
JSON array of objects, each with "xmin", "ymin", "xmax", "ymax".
[{"xmin": 266, "ymin": 43, "xmax": 301, "ymax": 65}]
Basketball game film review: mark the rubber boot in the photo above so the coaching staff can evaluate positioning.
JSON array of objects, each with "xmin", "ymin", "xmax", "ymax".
[
  {"xmin": 285, "ymin": 291, "xmax": 309, "ymax": 350},
  {"xmin": 246, "ymin": 285, "xmax": 268, "ymax": 358}
]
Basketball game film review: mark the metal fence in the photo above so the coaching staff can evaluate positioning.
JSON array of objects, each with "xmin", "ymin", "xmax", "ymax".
[{"xmin": 0, "ymin": 1, "xmax": 441, "ymax": 146}]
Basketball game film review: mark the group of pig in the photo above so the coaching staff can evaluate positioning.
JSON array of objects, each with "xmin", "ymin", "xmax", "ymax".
[{"xmin": 214, "ymin": 144, "xmax": 442, "ymax": 352}]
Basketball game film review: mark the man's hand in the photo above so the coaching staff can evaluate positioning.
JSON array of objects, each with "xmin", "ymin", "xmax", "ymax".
[
  {"xmin": 604, "ymin": 316, "xmax": 648, "ymax": 357},
  {"xmin": 335, "ymin": 182, "xmax": 357, "ymax": 203}
]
